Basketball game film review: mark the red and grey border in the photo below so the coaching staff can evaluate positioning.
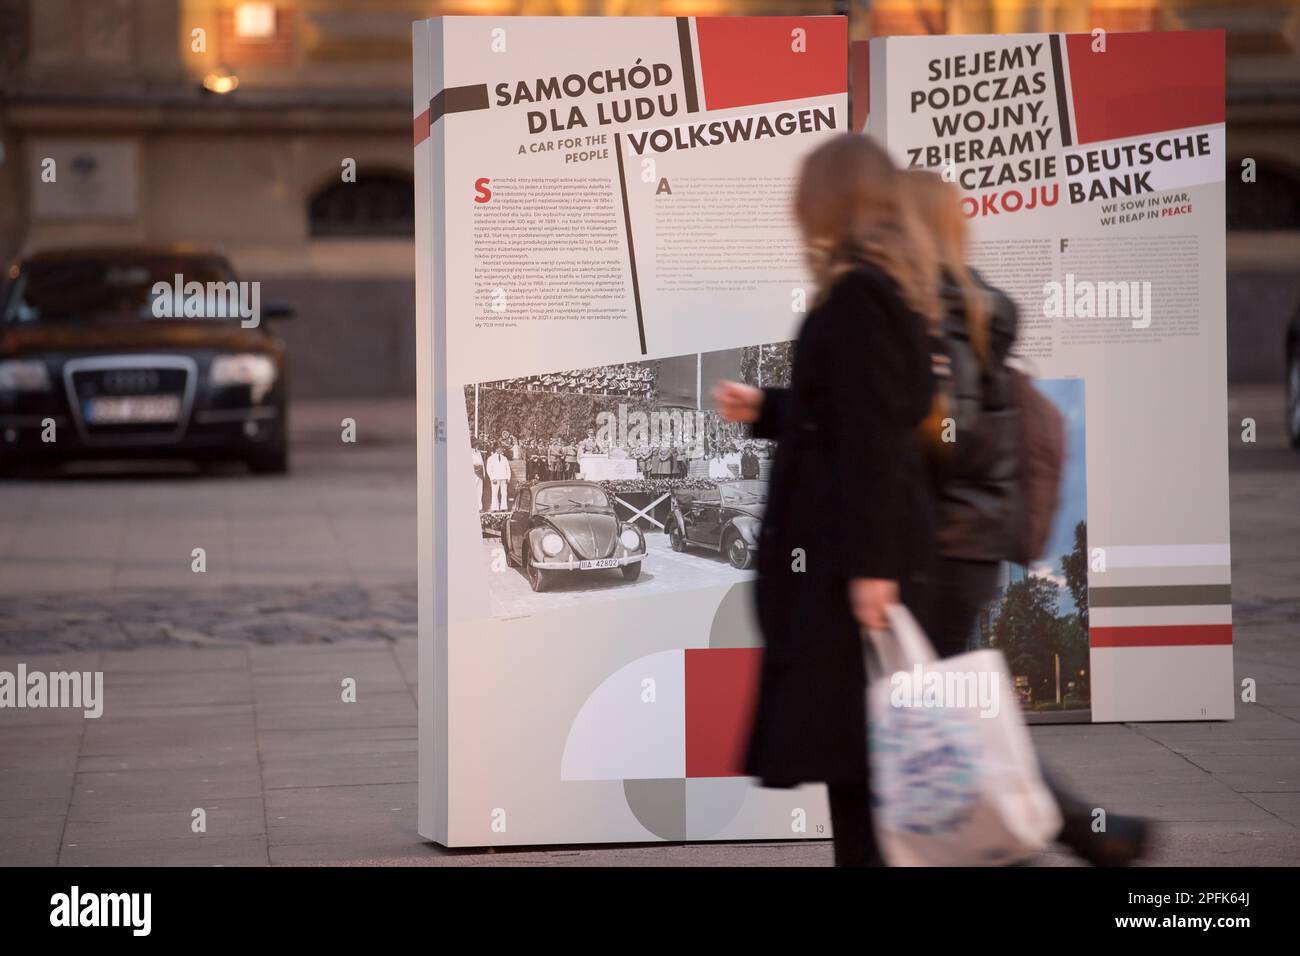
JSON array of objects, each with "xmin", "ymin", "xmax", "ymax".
[
  {"xmin": 413, "ymin": 83, "xmax": 490, "ymax": 146},
  {"xmin": 1088, "ymin": 544, "xmax": 1233, "ymax": 648},
  {"xmin": 1090, "ymin": 585, "xmax": 1232, "ymax": 647}
]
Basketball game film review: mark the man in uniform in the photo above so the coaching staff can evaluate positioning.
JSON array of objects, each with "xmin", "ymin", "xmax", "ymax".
[
  {"xmin": 563, "ymin": 437, "xmax": 579, "ymax": 479},
  {"xmin": 579, "ymin": 428, "xmax": 603, "ymax": 457},
  {"xmin": 486, "ymin": 446, "xmax": 512, "ymax": 512},
  {"xmin": 547, "ymin": 437, "xmax": 563, "ymax": 481}
]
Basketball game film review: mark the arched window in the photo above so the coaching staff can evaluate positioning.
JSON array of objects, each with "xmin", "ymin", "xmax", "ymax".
[
  {"xmin": 309, "ymin": 170, "xmax": 414, "ymax": 237},
  {"xmin": 1227, "ymin": 159, "xmax": 1300, "ymax": 231}
]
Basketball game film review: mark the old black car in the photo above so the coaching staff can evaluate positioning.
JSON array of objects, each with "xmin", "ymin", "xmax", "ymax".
[
  {"xmin": 667, "ymin": 479, "xmax": 765, "ymax": 570},
  {"xmin": 503, "ymin": 480, "xmax": 646, "ymax": 592},
  {"xmin": 0, "ymin": 246, "xmax": 292, "ymax": 475}
]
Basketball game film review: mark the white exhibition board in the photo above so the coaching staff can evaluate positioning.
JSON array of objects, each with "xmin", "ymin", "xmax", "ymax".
[
  {"xmin": 858, "ymin": 30, "xmax": 1233, "ymax": 724},
  {"xmin": 415, "ymin": 18, "xmax": 1233, "ymax": 848},
  {"xmin": 414, "ymin": 15, "xmax": 848, "ymax": 846}
]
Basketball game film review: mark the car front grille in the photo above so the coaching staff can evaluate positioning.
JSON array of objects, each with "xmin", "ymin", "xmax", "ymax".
[{"xmin": 62, "ymin": 355, "xmax": 197, "ymax": 445}]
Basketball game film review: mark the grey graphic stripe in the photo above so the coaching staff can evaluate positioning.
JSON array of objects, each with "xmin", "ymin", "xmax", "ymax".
[
  {"xmin": 1048, "ymin": 35, "xmax": 1073, "ymax": 147},
  {"xmin": 429, "ymin": 84, "xmax": 490, "ymax": 125},
  {"xmin": 612, "ymin": 132, "xmax": 648, "ymax": 355},
  {"xmin": 676, "ymin": 17, "xmax": 700, "ymax": 114},
  {"xmin": 1089, "ymin": 584, "xmax": 1232, "ymax": 608}
]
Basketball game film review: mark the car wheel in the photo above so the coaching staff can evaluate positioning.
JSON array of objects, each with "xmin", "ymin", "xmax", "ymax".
[
  {"xmin": 621, "ymin": 562, "xmax": 642, "ymax": 582},
  {"xmin": 1288, "ymin": 342, "xmax": 1300, "ymax": 449},
  {"xmin": 725, "ymin": 533, "xmax": 754, "ymax": 570},
  {"xmin": 246, "ymin": 439, "xmax": 289, "ymax": 475},
  {"xmin": 669, "ymin": 524, "xmax": 687, "ymax": 552},
  {"xmin": 525, "ymin": 551, "xmax": 550, "ymax": 592},
  {"xmin": 503, "ymin": 526, "xmax": 518, "ymax": 567}
]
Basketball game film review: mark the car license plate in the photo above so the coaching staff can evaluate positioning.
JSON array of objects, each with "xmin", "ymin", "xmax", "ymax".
[
  {"xmin": 578, "ymin": 559, "xmax": 618, "ymax": 570},
  {"xmin": 85, "ymin": 395, "xmax": 181, "ymax": 424}
]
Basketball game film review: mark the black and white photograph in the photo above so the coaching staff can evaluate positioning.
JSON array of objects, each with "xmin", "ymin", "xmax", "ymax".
[{"xmin": 464, "ymin": 343, "xmax": 791, "ymax": 615}]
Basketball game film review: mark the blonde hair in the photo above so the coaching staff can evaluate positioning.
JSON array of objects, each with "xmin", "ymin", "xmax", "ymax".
[
  {"xmin": 793, "ymin": 134, "xmax": 941, "ymax": 329},
  {"xmin": 904, "ymin": 169, "xmax": 990, "ymax": 364}
]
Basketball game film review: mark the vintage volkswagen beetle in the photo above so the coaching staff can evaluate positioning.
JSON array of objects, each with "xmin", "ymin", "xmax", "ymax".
[
  {"xmin": 503, "ymin": 480, "xmax": 646, "ymax": 591},
  {"xmin": 667, "ymin": 479, "xmax": 765, "ymax": 570}
]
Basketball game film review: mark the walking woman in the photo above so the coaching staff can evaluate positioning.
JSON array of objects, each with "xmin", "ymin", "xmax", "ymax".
[
  {"xmin": 906, "ymin": 170, "xmax": 1021, "ymax": 659},
  {"xmin": 714, "ymin": 135, "xmax": 940, "ymax": 867},
  {"xmin": 907, "ymin": 169, "xmax": 1148, "ymax": 865}
]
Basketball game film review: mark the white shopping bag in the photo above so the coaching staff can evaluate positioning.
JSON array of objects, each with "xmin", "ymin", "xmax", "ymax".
[{"xmin": 865, "ymin": 604, "xmax": 1062, "ymax": 866}]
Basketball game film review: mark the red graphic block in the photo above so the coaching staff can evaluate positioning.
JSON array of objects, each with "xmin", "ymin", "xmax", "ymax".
[
  {"xmin": 685, "ymin": 647, "xmax": 763, "ymax": 778},
  {"xmin": 1065, "ymin": 30, "xmax": 1224, "ymax": 144},
  {"xmin": 1091, "ymin": 624, "xmax": 1232, "ymax": 648},
  {"xmin": 694, "ymin": 17, "xmax": 847, "ymax": 112}
]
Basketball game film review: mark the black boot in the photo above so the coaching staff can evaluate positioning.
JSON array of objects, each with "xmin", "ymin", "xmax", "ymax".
[
  {"xmin": 1042, "ymin": 764, "xmax": 1151, "ymax": 866},
  {"xmin": 1057, "ymin": 808, "xmax": 1151, "ymax": 866}
]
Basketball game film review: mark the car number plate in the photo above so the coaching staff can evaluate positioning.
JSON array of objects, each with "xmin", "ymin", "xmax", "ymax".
[
  {"xmin": 85, "ymin": 395, "xmax": 181, "ymax": 424},
  {"xmin": 578, "ymin": 559, "xmax": 618, "ymax": 570}
]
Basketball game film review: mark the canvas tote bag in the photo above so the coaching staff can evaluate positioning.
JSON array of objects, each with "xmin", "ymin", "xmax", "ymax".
[{"xmin": 864, "ymin": 604, "xmax": 1062, "ymax": 866}]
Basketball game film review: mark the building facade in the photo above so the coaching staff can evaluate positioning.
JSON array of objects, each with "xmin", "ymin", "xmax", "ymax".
[{"xmin": 1, "ymin": 0, "xmax": 1297, "ymax": 395}]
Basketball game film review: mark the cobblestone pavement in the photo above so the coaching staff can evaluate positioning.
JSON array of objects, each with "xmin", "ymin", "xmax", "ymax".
[
  {"xmin": 0, "ymin": 391, "xmax": 1298, "ymax": 865},
  {"xmin": 0, "ymin": 400, "xmax": 415, "ymax": 598},
  {"xmin": 0, "ymin": 583, "xmax": 416, "ymax": 652}
]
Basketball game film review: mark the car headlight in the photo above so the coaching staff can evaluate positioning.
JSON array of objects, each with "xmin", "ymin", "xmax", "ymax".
[
  {"xmin": 0, "ymin": 359, "xmax": 51, "ymax": 392},
  {"xmin": 620, "ymin": 528, "xmax": 641, "ymax": 550},
  {"xmin": 541, "ymin": 532, "xmax": 565, "ymax": 556},
  {"xmin": 210, "ymin": 353, "xmax": 277, "ymax": 402}
]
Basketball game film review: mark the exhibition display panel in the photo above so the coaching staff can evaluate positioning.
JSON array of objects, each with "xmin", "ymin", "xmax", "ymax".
[{"xmin": 416, "ymin": 18, "xmax": 1231, "ymax": 847}]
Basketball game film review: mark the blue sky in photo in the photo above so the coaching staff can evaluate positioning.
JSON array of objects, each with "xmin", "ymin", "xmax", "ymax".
[{"xmin": 1026, "ymin": 377, "xmax": 1087, "ymax": 616}]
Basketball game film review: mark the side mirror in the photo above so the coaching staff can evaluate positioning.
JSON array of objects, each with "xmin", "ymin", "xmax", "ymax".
[{"xmin": 263, "ymin": 302, "xmax": 294, "ymax": 320}]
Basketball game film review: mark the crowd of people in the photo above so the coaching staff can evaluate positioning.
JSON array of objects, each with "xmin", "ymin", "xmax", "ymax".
[
  {"xmin": 469, "ymin": 427, "xmax": 770, "ymax": 513},
  {"xmin": 481, "ymin": 363, "xmax": 656, "ymax": 398}
]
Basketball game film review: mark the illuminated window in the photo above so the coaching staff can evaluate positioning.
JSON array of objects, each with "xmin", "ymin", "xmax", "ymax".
[
  {"xmin": 234, "ymin": 3, "xmax": 277, "ymax": 40},
  {"xmin": 219, "ymin": 4, "xmax": 293, "ymax": 66}
]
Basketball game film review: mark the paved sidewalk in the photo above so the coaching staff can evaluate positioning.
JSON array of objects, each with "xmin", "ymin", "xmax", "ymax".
[
  {"xmin": 1, "ymin": 389, "xmax": 1298, "ymax": 866},
  {"xmin": 0, "ymin": 400, "xmax": 416, "ymax": 597}
]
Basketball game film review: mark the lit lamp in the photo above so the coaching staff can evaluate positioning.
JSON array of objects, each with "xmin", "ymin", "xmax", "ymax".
[{"xmin": 202, "ymin": 67, "xmax": 240, "ymax": 95}]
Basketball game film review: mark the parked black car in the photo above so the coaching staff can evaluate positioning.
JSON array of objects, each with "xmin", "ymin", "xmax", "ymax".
[
  {"xmin": 0, "ymin": 247, "xmax": 292, "ymax": 475},
  {"xmin": 503, "ymin": 480, "xmax": 646, "ymax": 592},
  {"xmin": 668, "ymin": 479, "xmax": 765, "ymax": 570}
]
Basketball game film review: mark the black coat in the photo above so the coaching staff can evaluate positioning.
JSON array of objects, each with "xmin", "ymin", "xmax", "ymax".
[
  {"xmin": 743, "ymin": 263, "xmax": 936, "ymax": 787},
  {"xmin": 933, "ymin": 271, "xmax": 1022, "ymax": 562}
]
